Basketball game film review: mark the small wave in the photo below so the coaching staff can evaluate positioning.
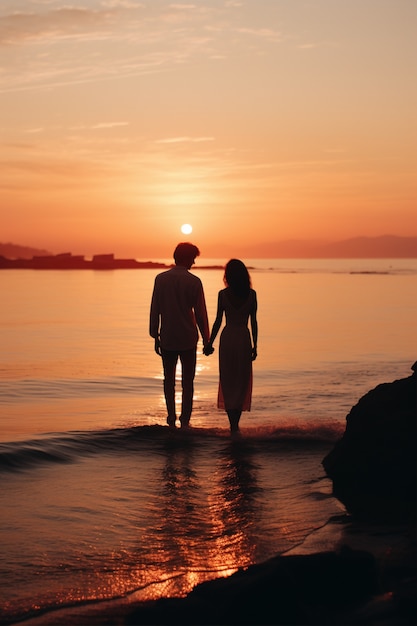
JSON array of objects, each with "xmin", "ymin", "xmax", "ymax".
[
  {"xmin": 269, "ymin": 423, "xmax": 343, "ymax": 443},
  {"xmin": 0, "ymin": 423, "xmax": 340, "ymax": 474},
  {"xmin": 349, "ymin": 270, "xmax": 390, "ymax": 275},
  {"xmin": 0, "ymin": 376, "xmax": 159, "ymax": 403},
  {"xmin": 253, "ymin": 266, "xmax": 416, "ymax": 276},
  {"xmin": 0, "ymin": 425, "xmax": 166, "ymax": 473}
]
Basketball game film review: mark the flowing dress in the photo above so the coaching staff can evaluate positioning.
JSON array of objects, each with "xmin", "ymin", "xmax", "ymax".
[{"xmin": 217, "ymin": 289, "xmax": 255, "ymax": 412}]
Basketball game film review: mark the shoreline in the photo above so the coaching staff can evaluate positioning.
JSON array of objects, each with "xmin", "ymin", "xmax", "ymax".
[
  {"xmin": 11, "ymin": 515, "xmax": 351, "ymax": 626},
  {"xmin": 14, "ymin": 514, "xmax": 416, "ymax": 626}
]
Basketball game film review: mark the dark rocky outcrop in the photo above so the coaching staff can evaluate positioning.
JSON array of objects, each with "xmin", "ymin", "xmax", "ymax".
[
  {"xmin": 323, "ymin": 363, "xmax": 417, "ymax": 520},
  {"xmin": 0, "ymin": 253, "xmax": 168, "ymax": 270},
  {"xmin": 125, "ymin": 548, "xmax": 377, "ymax": 626},
  {"xmin": 0, "ymin": 253, "xmax": 224, "ymax": 270}
]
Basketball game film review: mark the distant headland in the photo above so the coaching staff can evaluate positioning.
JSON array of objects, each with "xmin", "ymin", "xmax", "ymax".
[
  {"xmin": 0, "ymin": 252, "xmax": 169, "ymax": 270},
  {"xmin": 0, "ymin": 250, "xmax": 224, "ymax": 271}
]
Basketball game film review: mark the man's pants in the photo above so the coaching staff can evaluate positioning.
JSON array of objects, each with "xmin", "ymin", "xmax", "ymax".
[{"xmin": 161, "ymin": 348, "xmax": 196, "ymax": 426}]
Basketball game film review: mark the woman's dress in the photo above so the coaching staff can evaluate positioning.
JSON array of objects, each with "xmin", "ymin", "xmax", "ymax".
[{"xmin": 217, "ymin": 288, "xmax": 255, "ymax": 411}]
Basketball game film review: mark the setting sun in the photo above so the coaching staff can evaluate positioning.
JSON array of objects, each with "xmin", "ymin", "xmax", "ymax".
[{"xmin": 181, "ymin": 224, "xmax": 193, "ymax": 235}]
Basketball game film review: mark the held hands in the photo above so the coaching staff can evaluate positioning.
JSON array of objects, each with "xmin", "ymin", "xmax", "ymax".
[{"xmin": 203, "ymin": 343, "xmax": 215, "ymax": 356}]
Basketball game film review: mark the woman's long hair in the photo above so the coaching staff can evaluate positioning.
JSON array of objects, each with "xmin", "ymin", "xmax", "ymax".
[{"xmin": 224, "ymin": 259, "xmax": 251, "ymax": 299}]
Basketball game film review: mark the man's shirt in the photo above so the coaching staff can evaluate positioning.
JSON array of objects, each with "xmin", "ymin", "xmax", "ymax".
[{"xmin": 149, "ymin": 266, "xmax": 210, "ymax": 351}]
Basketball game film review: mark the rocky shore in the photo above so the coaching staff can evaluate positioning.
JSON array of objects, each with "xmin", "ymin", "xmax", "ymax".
[
  {"xmin": 21, "ymin": 364, "xmax": 416, "ymax": 626},
  {"xmin": 0, "ymin": 252, "xmax": 168, "ymax": 270},
  {"xmin": 322, "ymin": 362, "xmax": 416, "ymax": 521},
  {"xmin": 0, "ymin": 252, "xmax": 225, "ymax": 271}
]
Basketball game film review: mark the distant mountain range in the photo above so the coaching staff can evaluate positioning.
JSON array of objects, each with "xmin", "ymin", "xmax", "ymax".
[
  {"xmin": 244, "ymin": 235, "xmax": 417, "ymax": 258},
  {"xmin": 1, "ymin": 235, "xmax": 416, "ymax": 260}
]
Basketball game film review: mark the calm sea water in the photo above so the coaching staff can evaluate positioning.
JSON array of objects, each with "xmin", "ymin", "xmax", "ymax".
[{"xmin": 0, "ymin": 259, "xmax": 416, "ymax": 623}]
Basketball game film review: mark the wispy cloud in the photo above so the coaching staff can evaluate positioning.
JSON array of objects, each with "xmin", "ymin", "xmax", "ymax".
[
  {"xmin": 296, "ymin": 41, "xmax": 338, "ymax": 50},
  {"xmin": 235, "ymin": 27, "xmax": 283, "ymax": 42},
  {"xmin": 0, "ymin": 2, "xmax": 286, "ymax": 93},
  {"xmin": 91, "ymin": 122, "xmax": 130, "ymax": 129},
  {"xmin": 169, "ymin": 4, "xmax": 198, "ymax": 9},
  {"xmin": 155, "ymin": 136, "xmax": 215, "ymax": 144},
  {"xmin": 102, "ymin": 1, "xmax": 144, "ymax": 7},
  {"xmin": 0, "ymin": 7, "xmax": 114, "ymax": 46}
]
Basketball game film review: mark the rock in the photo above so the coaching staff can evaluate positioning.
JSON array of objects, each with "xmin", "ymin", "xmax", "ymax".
[
  {"xmin": 125, "ymin": 547, "xmax": 377, "ymax": 625},
  {"xmin": 322, "ymin": 363, "xmax": 417, "ymax": 520}
]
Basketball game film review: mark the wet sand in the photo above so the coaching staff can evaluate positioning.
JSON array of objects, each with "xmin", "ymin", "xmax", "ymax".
[{"xmin": 18, "ymin": 515, "xmax": 416, "ymax": 626}]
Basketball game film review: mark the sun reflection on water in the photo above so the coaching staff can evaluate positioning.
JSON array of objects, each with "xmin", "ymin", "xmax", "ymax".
[{"xmin": 77, "ymin": 439, "xmax": 263, "ymax": 605}]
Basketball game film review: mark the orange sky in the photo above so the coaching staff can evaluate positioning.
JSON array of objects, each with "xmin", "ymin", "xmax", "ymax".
[{"xmin": 1, "ymin": 0, "xmax": 416, "ymax": 258}]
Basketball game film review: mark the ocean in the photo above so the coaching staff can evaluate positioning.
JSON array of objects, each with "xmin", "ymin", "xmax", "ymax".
[{"xmin": 1, "ymin": 259, "xmax": 416, "ymax": 624}]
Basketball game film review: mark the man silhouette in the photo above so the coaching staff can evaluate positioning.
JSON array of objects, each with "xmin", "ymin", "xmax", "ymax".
[{"xmin": 149, "ymin": 243, "xmax": 211, "ymax": 428}]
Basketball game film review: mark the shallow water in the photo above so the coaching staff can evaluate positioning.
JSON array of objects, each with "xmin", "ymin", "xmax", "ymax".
[
  {"xmin": 1, "ymin": 258, "xmax": 415, "ymax": 439},
  {"xmin": 0, "ymin": 426, "xmax": 342, "ymax": 623}
]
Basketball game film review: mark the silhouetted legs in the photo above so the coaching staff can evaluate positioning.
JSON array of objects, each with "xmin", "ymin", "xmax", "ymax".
[
  {"xmin": 162, "ymin": 348, "xmax": 196, "ymax": 428},
  {"xmin": 227, "ymin": 409, "xmax": 242, "ymax": 433},
  {"xmin": 179, "ymin": 349, "xmax": 196, "ymax": 427}
]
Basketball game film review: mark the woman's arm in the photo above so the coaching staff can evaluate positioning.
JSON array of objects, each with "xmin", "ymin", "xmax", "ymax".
[
  {"xmin": 203, "ymin": 291, "xmax": 224, "ymax": 354},
  {"xmin": 250, "ymin": 290, "xmax": 258, "ymax": 360}
]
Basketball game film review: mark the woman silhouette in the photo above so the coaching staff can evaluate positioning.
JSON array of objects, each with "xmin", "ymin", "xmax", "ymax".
[{"xmin": 204, "ymin": 259, "xmax": 258, "ymax": 432}]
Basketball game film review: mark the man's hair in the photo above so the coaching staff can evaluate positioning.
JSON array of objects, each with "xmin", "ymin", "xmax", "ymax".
[{"xmin": 173, "ymin": 242, "xmax": 200, "ymax": 265}]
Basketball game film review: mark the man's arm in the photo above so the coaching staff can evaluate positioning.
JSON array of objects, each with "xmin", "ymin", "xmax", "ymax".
[
  {"xmin": 149, "ymin": 281, "xmax": 162, "ymax": 355},
  {"xmin": 194, "ymin": 284, "xmax": 210, "ymax": 348}
]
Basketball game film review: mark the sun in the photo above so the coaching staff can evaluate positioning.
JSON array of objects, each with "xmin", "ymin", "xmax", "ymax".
[{"xmin": 181, "ymin": 223, "xmax": 193, "ymax": 235}]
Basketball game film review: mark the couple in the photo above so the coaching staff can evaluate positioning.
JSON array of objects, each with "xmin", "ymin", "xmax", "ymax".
[{"xmin": 149, "ymin": 242, "xmax": 258, "ymax": 433}]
